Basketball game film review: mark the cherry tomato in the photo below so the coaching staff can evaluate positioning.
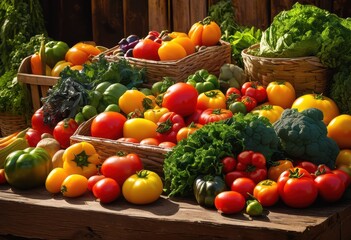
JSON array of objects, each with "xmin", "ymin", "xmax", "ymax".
[
  {"xmin": 92, "ymin": 177, "xmax": 121, "ymax": 203},
  {"xmin": 277, "ymin": 167, "xmax": 318, "ymax": 208},
  {"xmin": 253, "ymin": 179, "xmax": 279, "ymax": 207},
  {"xmin": 87, "ymin": 175, "xmax": 106, "ymax": 191},
  {"xmin": 162, "ymin": 82, "xmax": 198, "ymax": 117},
  {"xmin": 25, "ymin": 128, "xmax": 42, "ymax": 147},
  {"xmin": 100, "ymin": 153, "xmax": 143, "ymax": 186},
  {"xmin": 53, "ymin": 118, "xmax": 79, "ymax": 149},
  {"xmin": 61, "ymin": 174, "xmax": 88, "ymax": 198},
  {"xmin": 45, "ymin": 167, "xmax": 69, "ymax": 194},
  {"xmin": 230, "ymin": 177, "xmax": 256, "ymax": 199},
  {"xmin": 314, "ymin": 173, "xmax": 345, "ymax": 202},
  {"xmin": 221, "ymin": 156, "xmax": 236, "ymax": 174},
  {"xmin": 91, "ymin": 112, "xmax": 127, "ymax": 140},
  {"xmin": 214, "ymin": 191, "xmax": 246, "ymax": 214}
]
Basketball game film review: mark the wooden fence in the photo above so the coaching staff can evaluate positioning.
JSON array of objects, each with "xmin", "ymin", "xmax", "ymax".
[{"xmin": 41, "ymin": 0, "xmax": 351, "ymax": 48}]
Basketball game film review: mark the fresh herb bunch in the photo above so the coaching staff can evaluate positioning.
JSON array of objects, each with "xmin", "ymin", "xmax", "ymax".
[{"xmin": 209, "ymin": 0, "xmax": 239, "ymax": 37}]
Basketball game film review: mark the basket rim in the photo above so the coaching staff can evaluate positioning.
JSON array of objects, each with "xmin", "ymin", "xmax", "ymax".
[
  {"xmin": 241, "ymin": 43, "xmax": 322, "ymax": 62},
  {"xmin": 98, "ymin": 40, "xmax": 230, "ymax": 64}
]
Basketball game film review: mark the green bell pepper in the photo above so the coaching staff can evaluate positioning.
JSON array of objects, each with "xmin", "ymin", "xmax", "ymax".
[
  {"xmin": 193, "ymin": 175, "xmax": 227, "ymax": 208},
  {"xmin": 4, "ymin": 147, "xmax": 52, "ymax": 190},
  {"xmin": 186, "ymin": 69, "xmax": 220, "ymax": 94},
  {"xmin": 45, "ymin": 41, "xmax": 70, "ymax": 68},
  {"xmin": 102, "ymin": 83, "xmax": 128, "ymax": 105}
]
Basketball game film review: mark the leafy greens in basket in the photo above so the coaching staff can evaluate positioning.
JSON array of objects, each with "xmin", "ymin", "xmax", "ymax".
[{"xmin": 255, "ymin": 2, "xmax": 351, "ymax": 69}]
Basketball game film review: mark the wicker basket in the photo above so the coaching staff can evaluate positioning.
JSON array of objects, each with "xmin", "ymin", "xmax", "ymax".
[
  {"xmin": 241, "ymin": 44, "xmax": 332, "ymax": 96},
  {"xmin": 99, "ymin": 40, "xmax": 232, "ymax": 86},
  {"xmin": 17, "ymin": 56, "xmax": 59, "ymax": 112},
  {"xmin": 70, "ymin": 117, "xmax": 171, "ymax": 176},
  {"xmin": 0, "ymin": 113, "xmax": 28, "ymax": 137}
]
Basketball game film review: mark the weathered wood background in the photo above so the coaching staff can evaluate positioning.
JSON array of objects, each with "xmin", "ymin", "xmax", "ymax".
[{"xmin": 40, "ymin": 0, "xmax": 351, "ymax": 48}]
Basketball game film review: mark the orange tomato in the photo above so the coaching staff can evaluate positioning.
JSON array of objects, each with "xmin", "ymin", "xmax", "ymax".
[
  {"xmin": 176, "ymin": 123, "xmax": 203, "ymax": 142},
  {"xmin": 140, "ymin": 137, "xmax": 160, "ymax": 146},
  {"xmin": 267, "ymin": 160, "xmax": 294, "ymax": 182},
  {"xmin": 327, "ymin": 115, "xmax": 351, "ymax": 149},
  {"xmin": 266, "ymin": 81, "xmax": 296, "ymax": 109},
  {"xmin": 291, "ymin": 93, "xmax": 340, "ymax": 125}
]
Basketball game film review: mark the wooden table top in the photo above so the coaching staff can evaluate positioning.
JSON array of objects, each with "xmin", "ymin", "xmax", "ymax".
[{"xmin": 0, "ymin": 185, "xmax": 350, "ymax": 240}]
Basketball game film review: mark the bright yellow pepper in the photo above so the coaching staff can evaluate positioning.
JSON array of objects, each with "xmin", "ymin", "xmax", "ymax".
[{"xmin": 62, "ymin": 142, "xmax": 100, "ymax": 178}]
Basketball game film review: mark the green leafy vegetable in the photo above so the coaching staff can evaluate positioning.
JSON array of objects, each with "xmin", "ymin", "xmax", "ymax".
[
  {"xmin": 329, "ymin": 66, "xmax": 351, "ymax": 114},
  {"xmin": 256, "ymin": 3, "xmax": 351, "ymax": 69}
]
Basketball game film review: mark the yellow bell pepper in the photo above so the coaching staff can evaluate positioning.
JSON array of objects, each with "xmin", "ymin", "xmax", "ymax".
[{"xmin": 62, "ymin": 142, "xmax": 100, "ymax": 178}]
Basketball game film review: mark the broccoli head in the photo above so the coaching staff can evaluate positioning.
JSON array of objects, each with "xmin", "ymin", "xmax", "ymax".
[{"xmin": 273, "ymin": 108, "xmax": 339, "ymax": 168}]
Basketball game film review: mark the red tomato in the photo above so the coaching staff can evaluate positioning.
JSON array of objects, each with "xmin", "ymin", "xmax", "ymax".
[
  {"xmin": 236, "ymin": 151, "xmax": 267, "ymax": 184},
  {"xmin": 116, "ymin": 137, "xmax": 140, "ymax": 143},
  {"xmin": 100, "ymin": 153, "xmax": 143, "ymax": 186},
  {"xmin": 53, "ymin": 118, "xmax": 78, "ymax": 149},
  {"xmin": 162, "ymin": 82, "xmax": 198, "ymax": 117},
  {"xmin": 225, "ymin": 87, "xmax": 241, "ymax": 99},
  {"xmin": 31, "ymin": 108, "xmax": 54, "ymax": 135},
  {"xmin": 0, "ymin": 169, "xmax": 7, "ymax": 184},
  {"xmin": 231, "ymin": 177, "xmax": 256, "ymax": 199},
  {"xmin": 221, "ymin": 156, "xmax": 237, "ymax": 174},
  {"xmin": 25, "ymin": 128, "xmax": 42, "ymax": 147},
  {"xmin": 214, "ymin": 191, "xmax": 246, "ymax": 214},
  {"xmin": 241, "ymin": 81, "xmax": 267, "ymax": 103},
  {"xmin": 156, "ymin": 112, "xmax": 186, "ymax": 144},
  {"xmin": 132, "ymin": 39, "xmax": 161, "ymax": 61},
  {"xmin": 198, "ymin": 108, "xmax": 233, "ymax": 125},
  {"xmin": 140, "ymin": 137, "xmax": 160, "ymax": 146},
  {"xmin": 240, "ymin": 95, "xmax": 257, "ymax": 112},
  {"xmin": 87, "ymin": 175, "xmax": 106, "ymax": 191},
  {"xmin": 224, "ymin": 170, "xmax": 247, "ymax": 188},
  {"xmin": 184, "ymin": 109, "xmax": 203, "ymax": 125},
  {"xmin": 253, "ymin": 179, "xmax": 279, "ymax": 207},
  {"xmin": 332, "ymin": 169, "xmax": 351, "ymax": 188},
  {"xmin": 91, "ymin": 112, "xmax": 127, "ymax": 140},
  {"xmin": 92, "ymin": 177, "xmax": 121, "ymax": 203},
  {"xmin": 314, "ymin": 173, "xmax": 345, "ymax": 202},
  {"xmin": 294, "ymin": 161, "xmax": 318, "ymax": 174},
  {"xmin": 277, "ymin": 167, "xmax": 318, "ymax": 208}
]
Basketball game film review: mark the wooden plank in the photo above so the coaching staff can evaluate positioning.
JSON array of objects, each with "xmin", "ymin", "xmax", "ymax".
[
  {"xmin": 232, "ymin": 0, "xmax": 270, "ymax": 30},
  {"xmin": 148, "ymin": 0, "xmax": 170, "ymax": 32},
  {"xmin": 189, "ymin": 0, "xmax": 208, "ymax": 30},
  {"xmin": 123, "ymin": 0, "xmax": 149, "ymax": 38},
  {"xmin": 171, "ymin": 0, "xmax": 191, "ymax": 32},
  {"xmin": 91, "ymin": 0, "xmax": 124, "ymax": 48},
  {"xmin": 0, "ymin": 186, "xmax": 351, "ymax": 240}
]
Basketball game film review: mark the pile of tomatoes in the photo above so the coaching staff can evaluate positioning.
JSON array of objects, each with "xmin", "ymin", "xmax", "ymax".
[{"xmin": 214, "ymin": 152, "xmax": 351, "ymax": 215}]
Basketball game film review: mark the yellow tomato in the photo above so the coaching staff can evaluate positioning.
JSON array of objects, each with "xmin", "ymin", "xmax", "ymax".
[
  {"xmin": 251, "ymin": 104, "xmax": 284, "ymax": 124},
  {"xmin": 158, "ymin": 41, "xmax": 187, "ymax": 61},
  {"xmin": 123, "ymin": 118, "xmax": 158, "ymax": 142},
  {"xmin": 61, "ymin": 174, "xmax": 88, "ymax": 198},
  {"xmin": 51, "ymin": 61, "xmax": 73, "ymax": 77},
  {"xmin": 45, "ymin": 167, "xmax": 69, "ymax": 194},
  {"xmin": 327, "ymin": 115, "xmax": 351, "ymax": 149},
  {"xmin": 122, "ymin": 170, "xmax": 163, "ymax": 205},
  {"xmin": 143, "ymin": 107, "xmax": 169, "ymax": 123},
  {"xmin": 118, "ymin": 90, "xmax": 146, "ymax": 115},
  {"xmin": 170, "ymin": 37, "xmax": 195, "ymax": 56},
  {"xmin": 335, "ymin": 149, "xmax": 351, "ymax": 167},
  {"xmin": 291, "ymin": 93, "xmax": 340, "ymax": 125},
  {"xmin": 266, "ymin": 81, "xmax": 296, "ymax": 109}
]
